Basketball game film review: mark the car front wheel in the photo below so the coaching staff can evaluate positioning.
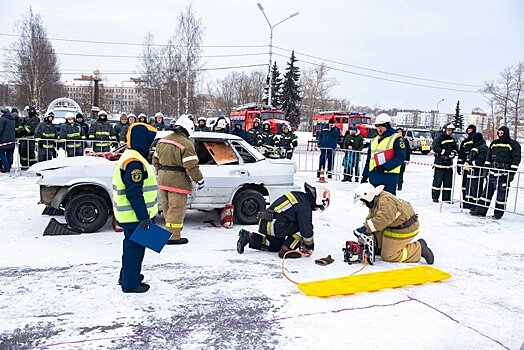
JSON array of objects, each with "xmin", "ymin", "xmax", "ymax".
[
  {"xmin": 64, "ymin": 193, "xmax": 109, "ymax": 233},
  {"xmin": 233, "ymin": 189, "xmax": 266, "ymax": 225}
]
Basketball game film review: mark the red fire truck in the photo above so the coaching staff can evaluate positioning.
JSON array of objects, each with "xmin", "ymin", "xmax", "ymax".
[
  {"xmin": 312, "ymin": 111, "xmax": 376, "ymax": 146},
  {"xmin": 229, "ymin": 103, "xmax": 291, "ymax": 134}
]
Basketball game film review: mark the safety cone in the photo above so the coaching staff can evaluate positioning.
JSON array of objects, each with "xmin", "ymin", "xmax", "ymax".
[{"xmin": 318, "ymin": 167, "xmax": 327, "ymax": 183}]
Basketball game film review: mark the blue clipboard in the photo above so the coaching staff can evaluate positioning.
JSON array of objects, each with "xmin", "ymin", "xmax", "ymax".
[{"xmin": 130, "ymin": 223, "xmax": 172, "ymax": 253}]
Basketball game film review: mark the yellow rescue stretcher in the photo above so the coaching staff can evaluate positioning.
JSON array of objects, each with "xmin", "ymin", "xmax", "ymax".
[{"xmin": 297, "ymin": 266, "xmax": 451, "ymax": 297}]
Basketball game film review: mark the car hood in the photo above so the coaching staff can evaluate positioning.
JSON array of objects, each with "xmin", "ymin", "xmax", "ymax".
[{"xmin": 27, "ymin": 156, "xmax": 111, "ymax": 174}]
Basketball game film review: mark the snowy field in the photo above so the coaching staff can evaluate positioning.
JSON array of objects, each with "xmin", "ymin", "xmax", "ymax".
[{"xmin": 1, "ymin": 136, "xmax": 523, "ymax": 349}]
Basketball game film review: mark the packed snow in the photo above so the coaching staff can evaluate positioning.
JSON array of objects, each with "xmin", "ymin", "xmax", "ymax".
[{"xmin": 0, "ymin": 133, "xmax": 523, "ymax": 350}]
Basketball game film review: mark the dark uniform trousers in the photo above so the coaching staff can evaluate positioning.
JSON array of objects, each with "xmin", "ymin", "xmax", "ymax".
[
  {"xmin": 249, "ymin": 219, "xmax": 303, "ymax": 252},
  {"xmin": 432, "ymin": 167, "xmax": 453, "ymax": 202},
  {"xmin": 474, "ymin": 173, "xmax": 510, "ymax": 218},
  {"xmin": 119, "ymin": 222, "xmax": 147, "ymax": 290},
  {"xmin": 465, "ymin": 170, "xmax": 484, "ymax": 208},
  {"xmin": 460, "ymin": 171, "xmax": 473, "ymax": 209}
]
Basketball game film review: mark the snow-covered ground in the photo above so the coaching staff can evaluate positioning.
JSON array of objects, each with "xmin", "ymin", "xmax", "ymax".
[{"xmin": 1, "ymin": 136, "xmax": 523, "ymax": 349}]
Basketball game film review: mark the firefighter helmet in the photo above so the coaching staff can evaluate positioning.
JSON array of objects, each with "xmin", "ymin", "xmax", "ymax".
[
  {"xmin": 155, "ymin": 112, "xmax": 164, "ymax": 119},
  {"xmin": 253, "ymin": 117, "xmax": 261, "ymax": 125},
  {"xmin": 175, "ymin": 114, "xmax": 195, "ymax": 136},
  {"xmin": 444, "ymin": 123, "xmax": 456, "ymax": 130},
  {"xmin": 198, "ymin": 116, "xmax": 206, "ymax": 122},
  {"xmin": 98, "ymin": 110, "xmax": 108, "ymax": 117},
  {"xmin": 354, "ymin": 183, "xmax": 384, "ymax": 205},
  {"xmin": 374, "ymin": 113, "xmax": 392, "ymax": 125}
]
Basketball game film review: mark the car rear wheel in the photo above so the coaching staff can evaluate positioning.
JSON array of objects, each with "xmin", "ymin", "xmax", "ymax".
[
  {"xmin": 233, "ymin": 189, "xmax": 266, "ymax": 225},
  {"xmin": 65, "ymin": 193, "xmax": 109, "ymax": 233}
]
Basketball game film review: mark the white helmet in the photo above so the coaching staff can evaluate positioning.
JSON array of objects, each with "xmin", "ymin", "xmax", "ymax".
[
  {"xmin": 354, "ymin": 183, "xmax": 384, "ymax": 205},
  {"xmin": 175, "ymin": 114, "xmax": 195, "ymax": 136},
  {"xmin": 374, "ymin": 113, "xmax": 392, "ymax": 125},
  {"xmin": 155, "ymin": 112, "xmax": 164, "ymax": 119},
  {"xmin": 216, "ymin": 119, "xmax": 227, "ymax": 129},
  {"xmin": 65, "ymin": 112, "xmax": 75, "ymax": 120},
  {"xmin": 198, "ymin": 116, "xmax": 206, "ymax": 122},
  {"xmin": 98, "ymin": 110, "xmax": 108, "ymax": 117},
  {"xmin": 315, "ymin": 187, "xmax": 331, "ymax": 211},
  {"xmin": 444, "ymin": 123, "xmax": 456, "ymax": 130}
]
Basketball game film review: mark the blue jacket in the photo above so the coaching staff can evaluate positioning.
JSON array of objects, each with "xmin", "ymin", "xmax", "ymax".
[
  {"xmin": 230, "ymin": 128, "xmax": 250, "ymax": 143},
  {"xmin": 363, "ymin": 127, "xmax": 406, "ymax": 185},
  {"xmin": 317, "ymin": 125, "xmax": 340, "ymax": 149}
]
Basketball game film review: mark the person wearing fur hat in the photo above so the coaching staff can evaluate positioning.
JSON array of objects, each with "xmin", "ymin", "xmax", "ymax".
[
  {"xmin": 471, "ymin": 126, "xmax": 521, "ymax": 219},
  {"xmin": 457, "ymin": 124, "xmax": 477, "ymax": 208}
]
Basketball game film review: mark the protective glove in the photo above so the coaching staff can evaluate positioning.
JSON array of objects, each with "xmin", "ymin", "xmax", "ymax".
[
  {"xmin": 361, "ymin": 176, "xmax": 368, "ymax": 183},
  {"xmin": 300, "ymin": 241, "xmax": 314, "ymax": 257},
  {"xmin": 196, "ymin": 179, "xmax": 205, "ymax": 190},
  {"xmin": 449, "ymin": 150, "xmax": 457, "ymax": 158},
  {"xmin": 376, "ymin": 165, "xmax": 386, "ymax": 173},
  {"xmin": 140, "ymin": 217, "xmax": 151, "ymax": 229},
  {"xmin": 509, "ymin": 173, "xmax": 515, "ymax": 182},
  {"xmin": 463, "ymin": 163, "xmax": 471, "ymax": 172},
  {"xmin": 457, "ymin": 166, "xmax": 462, "ymax": 175},
  {"xmin": 353, "ymin": 226, "xmax": 367, "ymax": 237}
]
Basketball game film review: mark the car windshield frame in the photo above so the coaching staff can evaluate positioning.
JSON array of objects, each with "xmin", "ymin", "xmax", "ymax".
[
  {"xmin": 413, "ymin": 131, "xmax": 431, "ymax": 138},
  {"xmin": 260, "ymin": 112, "xmax": 285, "ymax": 121}
]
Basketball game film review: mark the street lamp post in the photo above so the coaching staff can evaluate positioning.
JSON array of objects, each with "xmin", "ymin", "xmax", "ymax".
[
  {"xmin": 432, "ymin": 98, "xmax": 444, "ymax": 129},
  {"xmin": 92, "ymin": 69, "xmax": 101, "ymax": 120},
  {"xmin": 257, "ymin": 3, "xmax": 299, "ymax": 107}
]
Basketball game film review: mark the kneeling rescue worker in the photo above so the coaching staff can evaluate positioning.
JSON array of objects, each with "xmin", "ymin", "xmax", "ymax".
[
  {"xmin": 353, "ymin": 183, "xmax": 434, "ymax": 264},
  {"xmin": 112, "ymin": 122, "xmax": 158, "ymax": 293},
  {"xmin": 236, "ymin": 183, "xmax": 330, "ymax": 258}
]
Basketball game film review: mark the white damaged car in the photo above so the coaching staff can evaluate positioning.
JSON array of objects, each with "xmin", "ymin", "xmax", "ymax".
[{"xmin": 29, "ymin": 132, "xmax": 299, "ymax": 233}]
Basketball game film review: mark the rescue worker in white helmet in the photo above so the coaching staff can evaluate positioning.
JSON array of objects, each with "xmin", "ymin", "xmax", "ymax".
[
  {"xmin": 353, "ymin": 183, "xmax": 434, "ymax": 264},
  {"xmin": 247, "ymin": 117, "xmax": 262, "ymax": 145},
  {"xmin": 152, "ymin": 112, "xmax": 166, "ymax": 131},
  {"xmin": 237, "ymin": 182, "xmax": 330, "ymax": 259},
  {"xmin": 431, "ymin": 123, "xmax": 458, "ymax": 202},
  {"xmin": 195, "ymin": 116, "xmax": 210, "ymax": 132},
  {"xmin": 152, "ymin": 114, "xmax": 204, "ymax": 245},
  {"xmin": 255, "ymin": 121, "xmax": 278, "ymax": 147},
  {"xmin": 361, "ymin": 113, "xmax": 406, "ymax": 195}
]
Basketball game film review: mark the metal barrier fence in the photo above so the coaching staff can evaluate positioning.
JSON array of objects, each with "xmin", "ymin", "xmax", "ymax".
[{"xmin": 291, "ymin": 146, "xmax": 523, "ymax": 217}]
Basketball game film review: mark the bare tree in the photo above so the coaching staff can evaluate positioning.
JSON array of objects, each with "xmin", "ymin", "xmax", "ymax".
[
  {"xmin": 300, "ymin": 63, "xmax": 337, "ymax": 128},
  {"xmin": 174, "ymin": 5, "xmax": 204, "ymax": 114},
  {"xmin": 138, "ymin": 32, "xmax": 163, "ymax": 115},
  {"xmin": 2, "ymin": 7, "xmax": 62, "ymax": 110},
  {"xmin": 507, "ymin": 62, "xmax": 523, "ymax": 138}
]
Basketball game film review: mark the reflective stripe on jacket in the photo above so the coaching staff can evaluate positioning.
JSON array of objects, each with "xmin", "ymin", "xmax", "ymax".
[
  {"xmin": 112, "ymin": 149, "xmax": 159, "ymax": 223},
  {"xmin": 369, "ymin": 134, "xmax": 401, "ymax": 174}
]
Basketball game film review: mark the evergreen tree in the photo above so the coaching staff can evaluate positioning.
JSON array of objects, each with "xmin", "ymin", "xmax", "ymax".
[
  {"xmin": 453, "ymin": 100, "xmax": 464, "ymax": 130},
  {"xmin": 281, "ymin": 51, "xmax": 301, "ymax": 128},
  {"xmin": 262, "ymin": 62, "xmax": 283, "ymax": 107}
]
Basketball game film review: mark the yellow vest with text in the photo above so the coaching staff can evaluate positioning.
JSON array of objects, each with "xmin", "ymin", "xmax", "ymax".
[
  {"xmin": 112, "ymin": 149, "xmax": 159, "ymax": 223},
  {"xmin": 369, "ymin": 134, "xmax": 401, "ymax": 174}
]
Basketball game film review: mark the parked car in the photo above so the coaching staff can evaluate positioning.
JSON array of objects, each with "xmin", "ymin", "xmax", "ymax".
[
  {"xmin": 28, "ymin": 132, "xmax": 299, "ymax": 233},
  {"xmin": 45, "ymin": 97, "xmax": 83, "ymax": 132},
  {"xmin": 405, "ymin": 128, "xmax": 432, "ymax": 155}
]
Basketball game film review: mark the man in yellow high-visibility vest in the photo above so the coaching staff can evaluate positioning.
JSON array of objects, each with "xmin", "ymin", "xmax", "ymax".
[
  {"xmin": 112, "ymin": 123, "xmax": 158, "ymax": 293},
  {"xmin": 361, "ymin": 113, "xmax": 406, "ymax": 195}
]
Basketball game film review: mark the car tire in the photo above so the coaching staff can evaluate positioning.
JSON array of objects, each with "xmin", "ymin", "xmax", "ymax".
[
  {"xmin": 233, "ymin": 189, "xmax": 266, "ymax": 225},
  {"xmin": 64, "ymin": 193, "xmax": 109, "ymax": 233},
  {"xmin": 421, "ymin": 150, "xmax": 430, "ymax": 155}
]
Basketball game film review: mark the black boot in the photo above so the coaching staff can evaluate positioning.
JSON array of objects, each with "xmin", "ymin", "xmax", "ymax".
[
  {"xmin": 341, "ymin": 176, "xmax": 349, "ymax": 182},
  {"xmin": 397, "ymin": 184, "xmax": 402, "ymax": 191},
  {"xmin": 122, "ymin": 283, "xmax": 150, "ymax": 293},
  {"xmin": 236, "ymin": 229, "xmax": 252, "ymax": 254},
  {"xmin": 418, "ymin": 239, "xmax": 434, "ymax": 265},
  {"xmin": 166, "ymin": 238, "xmax": 189, "ymax": 245},
  {"xmin": 118, "ymin": 274, "xmax": 144, "ymax": 286}
]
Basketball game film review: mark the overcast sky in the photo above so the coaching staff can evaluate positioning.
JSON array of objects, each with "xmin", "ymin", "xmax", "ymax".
[{"xmin": 1, "ymin": 0, "xmax": 523, "ymax": 114}]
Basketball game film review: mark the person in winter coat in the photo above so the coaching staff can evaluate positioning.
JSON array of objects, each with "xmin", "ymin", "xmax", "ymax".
[
  {"xmin": 59, "ymin": 112, "xmax": 86, "ymax": 157},
  {"xmin": 195, "ymin": 117, "xmax": 210, "ymax": 132},
  {"xmin": 152, "ymin": 112, "xmax": 166, "ymax": 131},
  {"xmin": 152, "ymin": 114, "xmax": 204, "ymax": 245},
  {"xmin": 248, "ymin": 117, "xmax": 262, "ymax": 145},
  {"xmin": 471, "ymin": 126, "xmax": 521, "ymax": 219},
  {"xmin": 457, "ymin": 124, "xmax": 477, "ymax": 208},
  {"xmin": 353, "ymin": 183, "xmax": 434, "ymax": 264},
  {"xmin": 137, "ymin": 113, "xmax": 148, "ymax": 124},
  {"xmin": 230, "ymin": 121, "xmax": 250, "ymax": 142},
  {"xmin": 317, "ymin": 118, "xmax": 340, "ymax": 179},
  {"xmin": 0, "ymin": 107, "xmax": 16, "ymax": 172},
  {"xmin": 255, "ymin": 121, "xmax": 279, "ymax": 147},
  {"xmin": 114, "ymin": 113, "xmax": 128, "ymax": 143},
  {"xmin": 35, "ymin": 112, "xmax": 58, "ymax": 162},
  {"xmin": 396, "ymin": 127, "xmax": 411, "ymax": 191},
  {"xmin": 462, "ymin": 132, "xmax": 488, "ymax": 209},
  {"xmin": 342, "ymin": 126, "xmax": 365, "ymax": 182},
  {"xmin": 212, "ymin": 116, "xmax": 230, "ymax": 133},
  {"xmin": 75, "ymin": 113, "xmax": 89, "ymax": 136},
  {"xmin": 13, "ymin": 108, "xmax": 25, "ymax": 139},
  {"xmin": 88, "ymin": 110, "xmax": 116, "ymax": 152},
  {"xmin": 279, "ymin": 124, "xmax": 298, "ymax": 159},
  {"xmin": 120, "ymin": 114, "xmax": 137, "ymax": 145},
  {"xmin": 112, "ymin": 122, "xmax": 158, "ymax": 293},
  {"xmin": 361, "ymin": 113, "xmax": 406, "ymax": 195},
  {"xmin": 19, "ymin": 106, "xmax": 40, "ymax": 167},
  {"xmin": 236, "ymin": 182, "xmax": 330, "ymax": 259},
  {"xmin": 431, "ymin": 123, "xmax": 458, "ymax": 202}
]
